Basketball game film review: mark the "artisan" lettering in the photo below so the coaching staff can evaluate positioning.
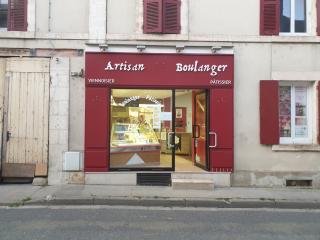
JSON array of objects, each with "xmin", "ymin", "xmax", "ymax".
[{"xmin": 105, "ymin": 61, "xmax": 145, "ymax": 72}]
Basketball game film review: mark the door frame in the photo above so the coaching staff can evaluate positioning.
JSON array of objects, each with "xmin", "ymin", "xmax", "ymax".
[
  {"xmin": 0, "ymin": 73, "xmax": 9, "ymax": 180},
  {"xmin": 193, "ymin": 90, "xmax": 210, "ymax": 171}
]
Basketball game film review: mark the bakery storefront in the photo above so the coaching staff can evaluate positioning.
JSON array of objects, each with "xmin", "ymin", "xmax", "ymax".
[{"xmin": 85, "ymin": 52, "xmax": 234, "ymax": 175}]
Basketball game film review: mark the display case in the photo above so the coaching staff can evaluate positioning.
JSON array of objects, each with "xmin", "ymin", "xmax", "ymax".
[
  {"xmin": 110, "ymin": 106, "xmax": 161, "ymax": 168},
  {"xmin": 111, "ymin": 123, "xmax": 159, "ymax": 147}
]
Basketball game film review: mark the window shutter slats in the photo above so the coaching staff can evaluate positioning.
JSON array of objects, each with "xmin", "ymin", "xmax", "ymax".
[
  {"xmin": 260, "ymin": 0, "xmax": 280, "ymax": 35},
  {"xmin": 260, "ymin": 80, "xmax": 280, "ymax": 144},
  {"xmin": 317, "ymin": 0, "xmax": 320, "ymax": 36},
  {"xmin": 8, "ymin": 0, "xmax": 27, "ymax": 31},
  {"xmin": 143, "ymin": 0, "xmax": 162, "ymax": 33},
  {"xmin": 163, "ymin": 0, "xmax": 181, "ymax": 34}
]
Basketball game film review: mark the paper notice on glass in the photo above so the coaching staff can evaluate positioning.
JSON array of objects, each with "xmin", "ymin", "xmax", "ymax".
[
  {"xmin": 160, "ymin": 112, "xmax": 172, "ymax": 121},
  {"xmin": 152, "ymin": 106, "xmax": 161, "ymax": 129},
  {"xmin": 160, "ymin": 132, "xmax": 167, "ymax": 140}
]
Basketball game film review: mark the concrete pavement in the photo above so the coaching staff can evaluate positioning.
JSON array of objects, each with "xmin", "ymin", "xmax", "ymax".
[{"xmin": 1, "ymin": 184, "xmax": 320, "ymax": 208}]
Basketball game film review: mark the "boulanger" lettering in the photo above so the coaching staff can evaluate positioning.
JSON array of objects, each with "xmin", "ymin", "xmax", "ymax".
[{"xmin": 176, "ymin": 60, "xmax": 228, "ymax": 77}]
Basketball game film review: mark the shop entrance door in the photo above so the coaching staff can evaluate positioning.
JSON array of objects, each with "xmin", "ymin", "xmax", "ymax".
[{"xmin": 193, "ymin": 91, "xmax": 209, "ymax": 170}]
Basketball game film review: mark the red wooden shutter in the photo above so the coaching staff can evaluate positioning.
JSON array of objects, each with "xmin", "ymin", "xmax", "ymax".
[
  {"xmin": 143, "ymin": 0, "xmax": 162, "ymax": 33},
  {"xmin": 84, "ymin": 87, "xmax": 109, "ymax": 171},
  {"xmin": 260, "ymin": 0, "xmax": 280, "ymax": 35},
  {"xmin": 317, "ymin": 0, "xmax": 320, "ymax": 36},
  {"xmin": 260, "ymin": 80, "xmax": 280, "ymax": 144},
  {"xmin": 163, "ymin": 0, "xmax": 181, "ymax": 34},
  {"xmin": 8, "ymin": 0, "xmax": 27, "ymax": 31},
  {"xmin": 210, "ymin": 89, "xmax": 234, "ymax": 172}
]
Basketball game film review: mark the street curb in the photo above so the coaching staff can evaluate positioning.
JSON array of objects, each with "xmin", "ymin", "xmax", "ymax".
[{"xmin": 2, "ymin": 197, "xmax": 320, "ymax": 209}]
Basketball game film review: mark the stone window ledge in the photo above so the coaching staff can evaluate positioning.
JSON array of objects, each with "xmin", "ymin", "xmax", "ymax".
[{"xmin": 272, "ymin": 145, "xmax": 320, "ymax": 152}]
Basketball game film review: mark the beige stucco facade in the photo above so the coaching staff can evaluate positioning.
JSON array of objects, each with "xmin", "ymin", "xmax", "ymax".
[{"xmin": 0, "ymin": 0, "xmax": 319, "ymax": 187}]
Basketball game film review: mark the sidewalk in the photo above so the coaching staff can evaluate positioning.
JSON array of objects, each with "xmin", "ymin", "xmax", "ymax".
[{"xmin": 1, "ymin": 184, "xmax": 320, "ymax": 209}]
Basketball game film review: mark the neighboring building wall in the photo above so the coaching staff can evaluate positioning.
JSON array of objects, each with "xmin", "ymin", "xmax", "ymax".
[{"xmin": 48, "ymin": 57, "xmax": 70, "ymax": 185}]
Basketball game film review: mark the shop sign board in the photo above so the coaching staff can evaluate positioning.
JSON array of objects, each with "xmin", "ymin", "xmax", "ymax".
[{"xmin": 86, "ymin": 53, "xmax": 234, "ymax": 88}]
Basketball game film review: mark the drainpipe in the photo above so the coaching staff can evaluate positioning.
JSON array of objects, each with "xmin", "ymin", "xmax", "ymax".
[{"xmin": 48, "ymin": 0, "xmax": 51, "ymax": 32}]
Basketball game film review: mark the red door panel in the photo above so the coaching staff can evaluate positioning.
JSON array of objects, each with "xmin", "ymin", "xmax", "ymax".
[
  {"xmin": 210, "ymin": 88, "xmax": 233, "ymax": 172},
  {"xmin": 85, "ymin": 150, "xmax": 108, "ymax": 171},
  {"xmin": 210, "ymin": 150, "xmax": 233, "ymax": 172},
  {"xmin": 85, "ymin": 87, "xmax": 109, "ymax": 171},
  {"xmin": 85, "ymin": 88, "xmax": 109, "ymax": 148}
]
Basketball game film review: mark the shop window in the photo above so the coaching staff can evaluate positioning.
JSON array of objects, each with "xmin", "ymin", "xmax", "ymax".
[
  {"xmin": 260, "ymin": 0, "xmax": 317, "ymax": 35},
  {"xmin": 279, "ymin": 83, "xmax": 312, "ymax": 144},
  {"xmin": 0, "ymin": 0, "xmax": 27, "ymax": 31},
  {"xmin": 110, "ymin": 89, "xmax": 174, "ymax": 170},
  {"xmin": 143, "ymin": 0, "xmax": 181, "ymax": 34}
]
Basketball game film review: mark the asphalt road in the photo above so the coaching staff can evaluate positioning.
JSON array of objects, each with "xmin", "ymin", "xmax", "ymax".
[{"xmin": 0, "ymin": 206, "xmax": 320, "ymax": 240}]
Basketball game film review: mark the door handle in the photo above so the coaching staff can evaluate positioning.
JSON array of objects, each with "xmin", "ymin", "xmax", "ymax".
[
  {"xmin": 209, "ymin": 131, "xmax": 217, "ymax": 148},
  {"xmin": 6, "ymin": 131, "xmax": 11, "ymax": 142},
  {"xmin": 167, "ymin": 131, "xmax": 175, "ymax": 148},
  {"xmin": 192, "ymin": 125, "xmax": 200, "ymax": 138}
]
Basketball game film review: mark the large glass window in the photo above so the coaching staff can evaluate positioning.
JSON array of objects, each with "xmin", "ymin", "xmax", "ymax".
[
  {"xmin": 279, "ymin": 83, "xmax": 311, "ymax": 144},
  {"xmin": 0, "ymin": 0, "xmax": 8, "ymax": 29},
  {"xmin": 280, "ymin": 0, "xmax": 307, "ymax": 34},
  {"xmin": 110, "ymin": 89, "xmax": 173, "ymax": 169}
]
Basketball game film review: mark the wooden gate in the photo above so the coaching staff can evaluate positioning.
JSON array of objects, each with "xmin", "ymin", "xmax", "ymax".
[{"xmin": 2, "ymin": 58, "xmax": 50, "ymax": 178}]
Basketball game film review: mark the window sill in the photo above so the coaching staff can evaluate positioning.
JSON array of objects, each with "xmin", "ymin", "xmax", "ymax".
[{"xmin": 272, "ymin": 144, "xmax": 320, "ymax": 152}]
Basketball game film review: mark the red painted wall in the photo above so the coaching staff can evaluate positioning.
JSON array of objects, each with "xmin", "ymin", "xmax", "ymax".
[
  {"xmin": 86, "ymin": 53, "xmax": 234, "ymax": 88},
  {"xmin": 85, "ymin": 53, "xmax": 234, "ymax": 172}
]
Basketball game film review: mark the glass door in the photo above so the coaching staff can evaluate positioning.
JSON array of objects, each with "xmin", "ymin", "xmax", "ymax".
[
  {"xmin": 109, "ymin": 89, "xmax": 175, "ymax": 171},
  {"xmin": 193, "ymin": 91, "xmax": 209, "ymax": 170}
]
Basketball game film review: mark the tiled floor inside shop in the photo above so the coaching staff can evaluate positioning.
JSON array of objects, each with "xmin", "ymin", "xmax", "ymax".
[{"xmin": 160, "ymin": 154, "xmax": 206, "ymax": 172}]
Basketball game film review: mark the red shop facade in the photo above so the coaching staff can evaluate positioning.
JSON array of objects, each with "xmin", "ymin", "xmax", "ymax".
[{"xmin": 85, "ymin": 52, "xmax": 234, "ymax": 173}]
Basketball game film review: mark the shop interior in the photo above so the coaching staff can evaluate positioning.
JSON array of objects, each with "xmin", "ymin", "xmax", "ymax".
[{"xmin": 109, "ymin": 89, "xmax": 207, "ymax": 172}]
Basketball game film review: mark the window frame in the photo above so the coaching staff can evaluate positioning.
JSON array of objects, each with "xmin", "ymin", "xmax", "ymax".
[
  {"xmin": 0, "ymin": 0, "xmax": 8, "ymax": 30},
  {"xmin": 279, "ymin": 82, "xmax": 313, "ymax": 145},
  {"xmin": 279, "ymin": 0, "xmax": 311, "ymax": 36}
]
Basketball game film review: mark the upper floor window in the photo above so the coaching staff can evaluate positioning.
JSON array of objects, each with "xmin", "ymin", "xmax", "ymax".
[
  {"xmin": 260, "ymin": 0, "xmax": 317, "ymax": 36},
  {"xmin": 280, "ymin": 0, "xmax": 307, "ymax": 33},
  {"xmin": 143, "ymin": 0, "xmax": 181, "ymax": 34},
  {"xmin": 0, "ymin": 0, "xmax": 27, "ymax": 31},
  {"xmin": 0, "ymin": 0, "xmax": 8, "ymax": 29}
]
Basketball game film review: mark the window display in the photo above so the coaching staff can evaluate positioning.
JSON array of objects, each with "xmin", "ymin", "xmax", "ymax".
[
  {"xmin": 110, "ymin": 89, "xmax": 173, "ymax": 169},
  {"xmin": 279, "ymin": 84, "xmax": 310, "ymax": 144}
]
